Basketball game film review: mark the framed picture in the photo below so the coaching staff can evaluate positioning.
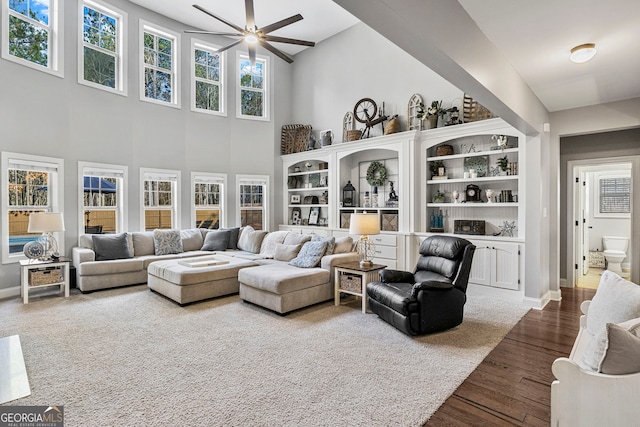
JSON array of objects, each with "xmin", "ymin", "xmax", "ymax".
[
  {"xmin": 308, "ymin": 207, "xmax": 320, "ymax": 225},
  {"xmin": 290, "ymin": 194, "xmax": 301, "ymax": 204}
]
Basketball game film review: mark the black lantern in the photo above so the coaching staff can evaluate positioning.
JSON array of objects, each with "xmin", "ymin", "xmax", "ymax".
[{"xmin": 342, "ymin": 181, "xmax": 357, "ymax": 207}]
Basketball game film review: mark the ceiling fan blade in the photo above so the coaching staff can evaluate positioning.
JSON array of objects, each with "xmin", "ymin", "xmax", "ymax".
[
  {"xmin": 183, "ymin": 30, "xmax": 243, "ymax": 36},
  {"xmin": 258, "ymin": 40, "xmax": 293, "ymax": 64},
  {"xmin": 245, "ymin": 0, "xmax": 255, "ymax": 30},
  {"xmin": 263, "ymin": 35, "xmax": 315, "ymax": 47},
  {"xmin": 248, "ymin": 43, "xmax": 256, "ymax": 66},
  {"xmin": 215, "ymin": 38, "xmax": 245, "ymax": 54},
  {"xmin": 259, "ymin": 14, "xmax": 303, "ymax": 35},
  {"xmin": 193, "ymin": 4, "xmax": 245, "ymax": 34}
]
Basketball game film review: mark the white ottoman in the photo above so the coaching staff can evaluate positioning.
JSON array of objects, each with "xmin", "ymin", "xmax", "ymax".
[{"xmin": 147, "ymin": 255, "xmax": 258, "ymax": 305}]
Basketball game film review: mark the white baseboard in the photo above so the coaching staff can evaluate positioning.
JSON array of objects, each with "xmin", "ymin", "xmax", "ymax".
[
  {"xmin": 0, "ymin": 286, "xmax": 20, "ymax": 300},
  {"xmin": 559, "ymin": 278, "xmax": 570, "ymax": 288},
  {"xmin": 466, "ymin": 283, "xmax": 524, "ymax": 303},
  {"xmin": 549, "ymin": 289, "xmax": 562, "ymax": 301},
  {"xmin": 523, "ymin": 291, "xmax": 551, "ymax": 310}
]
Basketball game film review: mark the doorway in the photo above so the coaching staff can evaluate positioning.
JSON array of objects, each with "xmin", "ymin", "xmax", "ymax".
[{"xmin": 570, "ymin": 159, "xmax": 634, "ymax": 288}]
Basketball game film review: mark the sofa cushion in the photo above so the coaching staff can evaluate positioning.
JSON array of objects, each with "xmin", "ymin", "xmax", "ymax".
[
  {"xmin": 311, "ymin": 235, "xmax": 335, "ymax": 256},
  {"xmin": 201, "ymin": 230, "xmax": 231, "ymax": 251},
  {"xmin": 283, "ymin": 233, "xmax": 312, "ymax": 246},
  {"xmin": 289, "ymin": 241, "xmax": 327, "ymax": 268},
  {"xmin": 259, "ymin": 231, "xmax": 289, "ymax": 258},
  {"xmin": 583, "ymin": 316, "xmax": 640, "ymax": 372},
  {"xmin": 92, "ymin": 233, "xmax": 132, "ymax": 261},
  {"xmin": 237, "ymin": 226, "xmax": 268, "ymax": 254},
  {"xmin": 79, "ymin": 234, "xmax": 94, "ymax": 250},
  {"xmin": 132, "ymin": 231, "xmax": 155, "ymax": 256},
  {"xmin": 181, "ymin": 228, "xmax": 204, "ymax": 252},
  {"xmin": 334, "ymin": 236, "xmax": 354, "ymax": 254},
  {"xmin": 238, "ymin": 263, "xmax": 330, "ymax": 294},
  {"xmin": 153, "ymin": 229, "xmax": 184, "ymax": 255},
  {"xmin": 586, "ymin": 271, "xmax": 640, "ymax": 336},
  {"xmin": 600, "ymin": 322, "xmax": 640, "ymax": 375},
  {"xmin": 78, "ymin": 258, "xmax": 144, "ymax": 276},
  {"xmin": 221, "ymin": 227, "xmax": 241, "ymax": 250},
  {"xmin": 274, "ymin": 243, "xmax": 302, "ymax": 262}
]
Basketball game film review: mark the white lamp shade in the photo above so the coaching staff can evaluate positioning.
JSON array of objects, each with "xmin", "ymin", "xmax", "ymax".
[
  {"xmin": 28, "ymin": 212, "xmax": 65, "ymax": 233},
  {"xmin": 349, "ymin": 213, "xmax": 380, "ymax": 236}
]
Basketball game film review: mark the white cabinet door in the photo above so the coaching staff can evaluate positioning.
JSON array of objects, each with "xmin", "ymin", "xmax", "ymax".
[
  {"xmin": 469, "ymin": 245, "xmax": 491, "ymax": 286},
  {"xmin": 491, "ymin": 242, "xmax": 520, "ymax": 290}
]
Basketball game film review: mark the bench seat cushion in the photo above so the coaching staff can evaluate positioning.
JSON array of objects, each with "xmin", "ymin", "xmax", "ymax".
[
  {"xmin": 238, "ymin": 264, "xmax": 329, "ymax": 295},
  {"xmin": 78, "ymin": 258, "xmax": 144, "ymax": 276}
]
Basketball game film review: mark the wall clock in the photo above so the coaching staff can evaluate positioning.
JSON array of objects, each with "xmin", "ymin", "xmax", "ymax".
[{"xmin": 465, "ymin": 184, "xmax": 482, "ymax": 202}]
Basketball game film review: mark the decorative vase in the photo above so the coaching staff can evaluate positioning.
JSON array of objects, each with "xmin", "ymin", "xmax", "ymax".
[
  {"xmin": 428, "ymin": 115, "xmax": 437, "ymax": 129},
  {"xmin": 437, "ymin": 116, "xmax": 444, "ymax": 128}
]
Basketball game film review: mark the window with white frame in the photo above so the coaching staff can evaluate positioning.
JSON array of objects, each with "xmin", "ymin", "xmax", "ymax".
[
  {"xmin": 79, "ymin": 0, "xmax": 127, "ymax": 94},
  {"xmin": 237, "ymin": 175, "xmax": 268, "ymax": 230},
  {"xmin": 79, "ymin": 162, "xmax": 127, "ymax": 236},
  {"xmin": 192, "ymin": 39, "xmax": 224, "ymax": 115},
  {"xmin": 598, "ymin": 173, "xmax": 631, "ymax": 217},
  {"xmin": 2, "ymin": 0, "xmax": 64, "ymax": 77},
  {"xmin": 140, "ymin": 168, "xmax": 180, "ymax": 230},
  {"xmin": 140, "ymin": 21, "xmax": 179, "ymax": 107},
  {"xmin": 237, "ymin": 53, "xmax": 268, "ymax": 120},
  {"xmin": 2, "ymin": 152, "xmax": 64, "ymax": 264},
  {"xmin": 192, "ymin": 172, "xmax": 225, "ymax": 229}
]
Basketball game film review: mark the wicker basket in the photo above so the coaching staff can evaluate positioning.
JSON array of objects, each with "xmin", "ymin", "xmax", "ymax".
[
  {"xmin": 280, "ymin": 124, "xmax": 312, "ymax": 154},
  {"xmin": 340, "ymin": 274, "xmax": 362, "ymax": 293},
  {"xmin": 29, "ymin": 268, "xmax": 63, "ymax": 286},
  {"xmin": 345, "ymin": 130, "xmax": 362, "ymax": 142},
  {"xmin": 463, "ymin": 94, "xmax": 496, "ymax": 123},
  {"xmin": 436, "ymin": 144, "xmax": 454, "ymax": 156}
]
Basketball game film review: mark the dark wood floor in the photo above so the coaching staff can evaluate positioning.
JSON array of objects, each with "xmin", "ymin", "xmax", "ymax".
[{"xmin": 425, "ymin": 287, "xmax": 596, "ymax": 426}]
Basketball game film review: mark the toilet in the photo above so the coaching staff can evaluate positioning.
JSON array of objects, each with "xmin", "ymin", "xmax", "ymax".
[{"xmin": 602, "ymin": 236, "xmax": 629, "ymax": 275}]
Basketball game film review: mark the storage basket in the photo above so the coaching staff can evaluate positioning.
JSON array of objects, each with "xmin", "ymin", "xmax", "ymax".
[
  {"xmin": 436, "ymin": 144, "xmax": 454, "ymax": 156},
  {"xmin": 29, "ymin": 268, "xmax": 63, "ymax": 286},
  {"xmin": 345, "ymin": 130, "xmax": 362, "ymax": 142},
  {"xmin": 340, "ymin": 273, "xmax": 362, "ymax": 293}
]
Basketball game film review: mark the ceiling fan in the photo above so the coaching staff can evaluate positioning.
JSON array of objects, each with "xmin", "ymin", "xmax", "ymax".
[{"xmin": 185, "ymin": 1, "xmax": 315, "ymax": 64}]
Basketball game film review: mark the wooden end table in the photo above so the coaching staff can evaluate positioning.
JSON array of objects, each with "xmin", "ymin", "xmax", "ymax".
[
  {"xmin": 20, "ymin": 257, "xmax": 70, "ymax": 304},
  {"xmin": 334, "ymin": 261, "xmax": 386, "ymax": 313}
]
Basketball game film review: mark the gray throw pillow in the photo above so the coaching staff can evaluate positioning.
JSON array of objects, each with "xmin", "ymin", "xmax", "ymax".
[
  {"xmin": 334, "ymin": 236, "xmax": 354, "ymax": 254},
  {"xmin": 181, "ymin": 228, "xmax": 204, "ymax": 252},
  {"xmin": 289, "ymin": 241, "xmax": 328, "ymax": 268},
  {"xmin": 237, "ymin": 226, "xmax": 268, "ymax": 254},
  {"xmin": 283, "ymin": 233, "xmax": 312, "ymax": 246},
  {"xmin": 600, "ymin": 323, "xmax": 640, "ymax": 375},
  {"xmin": 201, "ymin": 230, "xmax": 231, "ymax": 251},
  {"xmin": 312, "ymin": 235, "xmax": 335, "ymax": 256},
  {"xmin": 221, "ymin": 227, "xmax": 241, "ymax": 249},
  {"xmin": 92, "ymin": 233, "xmax": 132, "ymax": 261},
  {"xmin": 153, "ymin": 229, "xmax": 183, "ymax": 255},
  {"xmin": 274, "ymin": 243, "xmax": 302, "ymax": 262}
]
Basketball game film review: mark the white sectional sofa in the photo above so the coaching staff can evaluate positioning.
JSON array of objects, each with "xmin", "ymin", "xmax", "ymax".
[
  {"xmin": 551, "ymin": 271, "xmax": 640, "ymax": 426},
  {"xmin": 72, "ymin": 227, "xmax": 360, "ymax": 313}
]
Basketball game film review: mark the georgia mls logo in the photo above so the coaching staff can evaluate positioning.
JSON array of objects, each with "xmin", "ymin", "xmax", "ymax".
[{"xmin": 0, "ymin": 405, "xmax": 64, "ymax": 427}]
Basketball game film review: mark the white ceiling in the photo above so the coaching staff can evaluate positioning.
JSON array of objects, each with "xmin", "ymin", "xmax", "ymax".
[{"xmin": 129, "ymin": 0, "xmax": 640, "ymax": 113}]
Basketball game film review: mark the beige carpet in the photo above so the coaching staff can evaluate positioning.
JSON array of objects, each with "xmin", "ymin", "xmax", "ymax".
[{"xmin": 0, "ymin": 286, "xmax": 529, "ymax": 426}]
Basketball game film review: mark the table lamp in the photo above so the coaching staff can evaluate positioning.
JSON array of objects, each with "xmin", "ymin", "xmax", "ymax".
[
  {"xmin": 349, "ymin": 213, "xmax": 380, "ymax": 267},
  {"xmin": 28, "ymin": 212, "xmax": 65, "ymax": 260}
]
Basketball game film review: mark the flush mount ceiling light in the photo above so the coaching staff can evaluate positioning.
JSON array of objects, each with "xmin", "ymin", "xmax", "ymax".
[{"xmin": 570, "ymin": 43, "xmax": 597, "ymax": 63}]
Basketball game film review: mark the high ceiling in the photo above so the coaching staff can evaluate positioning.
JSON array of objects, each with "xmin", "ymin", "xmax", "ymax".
[{"xmin": 129, "ymin": 0, "xmax": 640, "ymax": 113}]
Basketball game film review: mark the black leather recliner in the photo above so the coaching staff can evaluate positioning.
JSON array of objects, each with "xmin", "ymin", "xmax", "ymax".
[{"xmin": 366, "ymin": 235, "xmax": 476, "ymax": 335}]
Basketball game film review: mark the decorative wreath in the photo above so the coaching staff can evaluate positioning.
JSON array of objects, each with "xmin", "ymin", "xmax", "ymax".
[{"xmin": 366, "ymin": 161, "xmax": 387, "ymax": 187}]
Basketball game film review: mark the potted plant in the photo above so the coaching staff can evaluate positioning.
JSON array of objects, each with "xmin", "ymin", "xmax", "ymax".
[
  {"xmin": 432, "ymin": 190, "xmax": 446, "ymax": 203},
  {"xmin": 430, "ymin": 160, "xmax": 445, "ymax": 178},
  {"xmin": 497, "ymin": 156, "xmax": 509, "ymax": 174}
]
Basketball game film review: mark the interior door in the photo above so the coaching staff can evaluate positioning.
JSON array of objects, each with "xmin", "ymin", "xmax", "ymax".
[{"xmin": 581, "ymin": 172, "xmax": 589, "ymax": 275}]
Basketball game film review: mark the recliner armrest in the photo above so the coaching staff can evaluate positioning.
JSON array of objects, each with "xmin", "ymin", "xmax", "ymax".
[
  {"xmin": 411, "ymin": 281, "xmax": 454, "ymax": 298},
  {"xmin": 379, "ymin": 269, "xmax": 415, "ymax": 284}
]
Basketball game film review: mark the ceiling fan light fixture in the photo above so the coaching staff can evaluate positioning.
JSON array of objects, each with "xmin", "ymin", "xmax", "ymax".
[
  {"xmin": 570, "ymin": 43, "xmax": 597, "ymax": 63},
  {"xmin": 245, "ymin": 34, "xmax": 259, "ymax": 44}
]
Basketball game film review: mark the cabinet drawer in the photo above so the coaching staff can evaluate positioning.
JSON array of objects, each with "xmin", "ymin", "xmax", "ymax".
[
  {"xmin": 371, "ymin": 234, "xmax": 396, "ymax": 246},
  {"xmin": 373, "ymin": 245, "xmax": 396, "ymax": 260},
  {"xmin": 373, "ymin": 258, "xmax": 396, "ymax": 270}
]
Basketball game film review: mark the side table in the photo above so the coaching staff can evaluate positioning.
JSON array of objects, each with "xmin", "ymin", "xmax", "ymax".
[
  {"xmin": 20, "ymin": 258, "xmax": 70, "ymax": 304},
  {"xmin": 334, "ymin": 261, "xmax": 386, "ymax": 313}
]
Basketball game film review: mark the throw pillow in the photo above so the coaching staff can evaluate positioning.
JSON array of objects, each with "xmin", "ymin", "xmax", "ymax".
[
  {"xmin": 583, "ymin": 316, "xmax": 640, "ymax": 371},
  {"xmin": 132, "ymin": 231, "xmax": 155, "ymax": 256},
  {"xmin": 79, "ymin": 234, "xmax": 94, "ymax": 250},
  {"xmin": 274, "ymin": 243, "xmax": 302, "ymax": 262},
  {"xmin": 181, "ymin": 228, "xmax": 204, "ymax": 252},
  {"xmin": 221, "ymin": 227, "xmax": 241, "ymax": 250},
  {"xmin": 289, "ymin": 241, "xmax": 328, "ymax": 268},
  {"xmin": 259, "ymin": 231, "xmax": 289, "ymax": 258},
  {"xmin": 201, "ymin": 230, "xmax": 231, "ymax": 251},
  {"xmin": 586, "ymin": 271, "xmax": 640, "ymax": 336},
  {"xmin": 153, "ymin": 229, "xmax": 183, "ymax": 255},
  {"xmin": 600, "ymin": 323, "xmax": 640, "ymax": 375},
  {"xmin": 283, "ymin": 233, "xmax": 312, "ymax": 246},
  {"xmin": 312, "ymin": 235, "xmax": 335, "ymax": 256},
  {"xmin": 237, "ymin": 226, "xmax": 268, "ymax": 254},
  {"xmin": 92, "ymin": 233, "xmax": 132, "ymax": 261},
  {"xmin": 333, "ymin": 236, "xmax": 354, "ymax": 254}
]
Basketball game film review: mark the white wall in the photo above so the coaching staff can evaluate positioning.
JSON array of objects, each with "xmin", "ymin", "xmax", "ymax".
[{"xmin": 0, "ymin": 0, "xmax": 289, "ymax": 291}]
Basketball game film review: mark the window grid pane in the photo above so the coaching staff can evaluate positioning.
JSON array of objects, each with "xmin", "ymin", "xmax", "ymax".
[
  {"xmin": 143, "ymin": 31, "xmax": 174, "ymax": 102},
  {"xmin": 600, "ymin": 177, "xmax": 631, "ymax": 213}
]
